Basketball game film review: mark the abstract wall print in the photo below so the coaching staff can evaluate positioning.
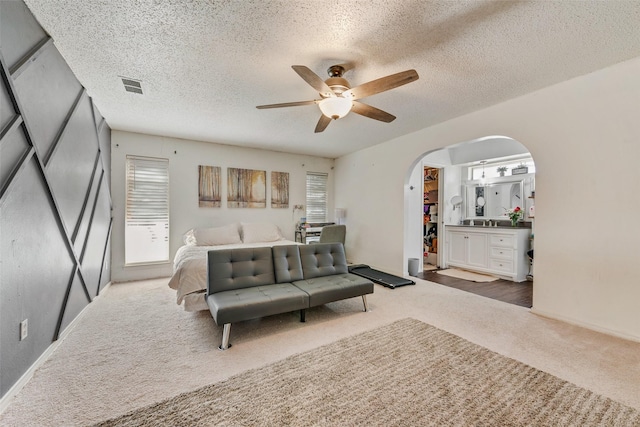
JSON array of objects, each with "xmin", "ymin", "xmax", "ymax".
[
  {"xmin": 271, "ymin": 171, "xmax": 289, "ymax": 208},
  {"xmin": 228, "ymin": 168, "xmax": 266, "ymax": 208},
  {"xmin": 198, "ymin": 165, "xmax": 221, "ymax": 207}
]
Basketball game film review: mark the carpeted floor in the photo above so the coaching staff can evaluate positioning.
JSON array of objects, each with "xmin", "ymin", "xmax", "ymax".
[
  {"xmin": 95, "ymin": 318, "xmax": 640, "ymax": 426},
  {"xmin": 1, "ymin": 277, "xmax": 640, "ymax": 426}
]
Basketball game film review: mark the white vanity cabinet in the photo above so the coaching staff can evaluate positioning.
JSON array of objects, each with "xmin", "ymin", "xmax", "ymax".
[
  {"xmin": 445, "ymin": 225, "xmax": 531, "ymax": 282},
  {"xmin": 447, "ymin": 231, "xmax": 488, "ymax": 268}
]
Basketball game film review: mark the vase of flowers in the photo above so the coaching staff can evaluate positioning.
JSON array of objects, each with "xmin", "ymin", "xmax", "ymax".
[
  {"xmin": 497, "ymin": 166, "xmax": 508, "ymax": 177},
  {"xmin": 507, "ymin": 206, "xmax": 522, "ymax": 226}
]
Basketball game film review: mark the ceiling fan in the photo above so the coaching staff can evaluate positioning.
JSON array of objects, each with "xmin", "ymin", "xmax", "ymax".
[{"xmin": 256, "ymin": 65, "xmax": 419, "ymax": 133}]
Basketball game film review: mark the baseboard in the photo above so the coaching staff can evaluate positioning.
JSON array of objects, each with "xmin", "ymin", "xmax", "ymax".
[
  {"xmin": 0, "ymin": 281, "xmax": 113, "ymax": 415},
  {"xmin": 531, "ymin": 307, "xmax": 640, "ymax": 344}
]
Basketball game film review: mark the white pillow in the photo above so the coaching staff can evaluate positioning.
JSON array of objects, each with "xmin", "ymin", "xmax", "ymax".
[
  {"xmin": 192, "ymin": 223, "xmax": 242, "ymax": 246},
  {"xmin": 241, "ymin": 222, "xmax": 284, "ymax": 243}
]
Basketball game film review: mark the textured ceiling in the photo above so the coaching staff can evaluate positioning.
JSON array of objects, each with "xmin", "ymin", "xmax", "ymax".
[{"xmin": 23, "ymin": 0, "xmax": 640, "ymax": 159}]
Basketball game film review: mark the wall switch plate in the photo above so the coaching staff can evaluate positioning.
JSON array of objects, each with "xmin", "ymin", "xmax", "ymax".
[{"xmin": 20, "ymin": 319, "xmax": 28, "ymax": 341}]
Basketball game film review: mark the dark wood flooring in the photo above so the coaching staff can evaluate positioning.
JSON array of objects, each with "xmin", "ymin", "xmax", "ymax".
[{"xmin": 418, "ymin": 269, "xmax": 533, "ymax": 308}]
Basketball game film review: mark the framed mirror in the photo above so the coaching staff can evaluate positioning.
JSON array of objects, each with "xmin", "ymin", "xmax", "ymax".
[{"xmin": 465, "ymin": 180, "xmax": 524, "ymax": 220}]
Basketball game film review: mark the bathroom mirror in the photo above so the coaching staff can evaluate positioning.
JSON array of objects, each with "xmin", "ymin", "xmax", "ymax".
[
  {"xmin": 465, "ymin": 180, "xmax": 524, "ymax": 220},
  {"xmin": 450, "ymin": 195, "xmax": 463, "ymax": 210}
]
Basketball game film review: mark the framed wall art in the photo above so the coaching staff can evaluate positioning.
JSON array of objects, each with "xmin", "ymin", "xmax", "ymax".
[
  {"xmin": 198, "ymin": 165, "xmax": 221, "ymax": 207},
  {"xmin": 271, "ymin": 171, "xmax": 289, "ymax": 208},
  {"xmin": 227, "ymin": 167, "xmax": 266, "ymax": 208}
]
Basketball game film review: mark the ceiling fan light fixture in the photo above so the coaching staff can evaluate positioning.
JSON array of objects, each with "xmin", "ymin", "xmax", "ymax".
[
  {"xmin": 256, "ymin": 64, "xmax": 419, "ymax": 132},
  {"xmin": 318, "ymin": 96, "xmax": 352, "ymax": 120}
]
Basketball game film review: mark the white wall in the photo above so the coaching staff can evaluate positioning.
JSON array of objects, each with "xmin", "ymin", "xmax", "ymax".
[
  {"xmin": 335, "ymin": 55, "xmax": 640, "ymax": 341},
  {"xmin": 111, "ymin": 131, "xmax": 334, "ymax": 282},
  {"xmin": 403, "ymin": 164, "xmax": 423, "ymax": 271},
  {"xmin": 441, "ymin": 165, "xmax": 463, "ymax": 226}
]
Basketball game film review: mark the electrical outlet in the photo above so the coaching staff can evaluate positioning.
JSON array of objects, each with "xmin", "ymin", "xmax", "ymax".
[{"xmin": 20, "ymin": 319, "xmax": 28, "ymax": 341}]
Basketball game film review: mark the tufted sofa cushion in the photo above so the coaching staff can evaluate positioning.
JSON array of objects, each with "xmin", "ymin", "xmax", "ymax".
[
  {"xmin": 298, "ymin": 243, "xmax": 349, "ymax": 279},
  {"xmin": 208, "ymin": 284, "xmax": 309, "ymax": 325},
  {"xmin": 293, "ymin": 274, "xmax": 373, "ymax": 308},
  {"xmin": 272, "ymin": 245, "xmax": 304, "ymax": 283},
  {"xmin": 207, "ymin": 247, "xmax": 275, "ymax": 294}
]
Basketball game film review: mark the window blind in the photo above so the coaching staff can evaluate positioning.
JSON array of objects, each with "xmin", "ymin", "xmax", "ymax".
[
  {"xmin": 125, "ymin": 155, "xmax": 169, "ymax": 265},
  {"xmin": 305, "ymin": 172, "xmax": 328, "ymax": 223}
]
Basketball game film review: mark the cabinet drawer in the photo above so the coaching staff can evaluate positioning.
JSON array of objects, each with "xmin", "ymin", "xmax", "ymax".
[
  {"xmin": 489, "ymin": 258, "xmax": 514, "ymax": 273},
  {"xmin": 490, "ymin": 235, "xmax": 514, "ymax": 248},
  {"xmin": 490, "ymin": 247, "xmax": 513, "ymax": 260}
]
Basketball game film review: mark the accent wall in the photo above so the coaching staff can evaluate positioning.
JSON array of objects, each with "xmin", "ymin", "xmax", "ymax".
[{"xmin": 0, "ymin": 1, "xmax": 112, "ymax": 399}]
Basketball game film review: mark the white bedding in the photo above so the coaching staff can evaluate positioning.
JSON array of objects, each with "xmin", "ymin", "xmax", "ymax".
[{"xmin": 168, "ymin": 239, "xmax": 300, "ymax": 312}]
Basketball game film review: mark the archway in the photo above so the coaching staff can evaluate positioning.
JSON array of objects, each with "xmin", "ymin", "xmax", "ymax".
[{"xmin": 403, "ymin": 136, "xmax": 536, "ymax": 290}]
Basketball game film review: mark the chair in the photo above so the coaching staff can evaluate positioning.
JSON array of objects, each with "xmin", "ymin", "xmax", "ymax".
[{"xmin": 317, "ymin": 224, "xmax": 346, "ymax": 245}]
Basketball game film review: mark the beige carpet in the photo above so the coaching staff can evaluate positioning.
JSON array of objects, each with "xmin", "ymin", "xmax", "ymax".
[
  {"xmin": 2, "ymin": 278, "xmax": 640, "ymax": 426},
  {"xmin": 95, "ymin": 318, "xmax": 639, "ymax": 426},
  {"xmin": 437, "ymin": 267, "xmax": 498, "ymax": 282}
]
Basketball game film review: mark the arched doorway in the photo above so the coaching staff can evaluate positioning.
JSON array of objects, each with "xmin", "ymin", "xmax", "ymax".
[{"xmin": 403, "ymin": 136, "xmax": 536, "ymax": 305}]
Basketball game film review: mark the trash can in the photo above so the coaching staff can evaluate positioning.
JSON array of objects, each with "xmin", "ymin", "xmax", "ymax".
[{"xmin": 408, "ymin": 258, "xmax": 420, "ymax": 277}]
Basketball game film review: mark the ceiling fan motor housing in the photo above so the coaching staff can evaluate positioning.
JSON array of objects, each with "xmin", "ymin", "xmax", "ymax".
[
  {"xmin": 327, "ymin": 65, "xmax": 346, "ymax": 77},
  {"xmin": 323, "ymin": 77, "xmax": 350, "ymax": 97}
]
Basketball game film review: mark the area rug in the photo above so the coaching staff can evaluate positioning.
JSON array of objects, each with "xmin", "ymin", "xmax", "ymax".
[
  {"xmin": 437, "ymin": 267, "xmax": 498, "ymax": 282},
  {"xmin": 95, "ymin": 318, "xmax": 639, "ymax": 426}
]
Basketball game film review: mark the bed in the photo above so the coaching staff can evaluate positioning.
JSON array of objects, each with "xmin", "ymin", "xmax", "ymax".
[{"xmin": 168, "ymin": 222, "xmax": 301, "ymax": 312}]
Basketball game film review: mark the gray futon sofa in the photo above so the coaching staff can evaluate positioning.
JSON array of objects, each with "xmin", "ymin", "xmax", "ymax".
[{"xmin": 206, "ymin": 242, "xmax": 373, "ymax": 349}]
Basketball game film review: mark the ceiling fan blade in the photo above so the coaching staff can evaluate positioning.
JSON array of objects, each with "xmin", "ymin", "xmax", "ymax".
[
  {"xmin": 256, "ymin": 100, "xmax": 318, "ymax": 109},
  {"xmin": 351, "ymin": 101, "xmax": 396, "ymax": 123},
  {"xmin": 314, "ymin": 115, "xmax": 332, "ymax": 133},
  {"xmin": 292, "ymin": 65, "xmax": 335, "ymax": 97},
  {"xmin": 344, "ymin": 69, "xmax": 419, "ymax": 100}
]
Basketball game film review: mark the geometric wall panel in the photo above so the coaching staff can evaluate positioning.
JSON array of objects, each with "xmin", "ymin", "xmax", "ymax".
[
  {"xmin": 12, "ymin": 44, "xmax": 82, "ymax": 160},
  {"xmin": 0, "ymin": 158, "xmax": 76, "ymax": 397},
  {"xmin": 0, "ymin": 127, "xmax": 30, "ymax": 194},
  {"xmin": 0, "ymin": 74, "xmax": 15, "ymax": 130},
  {"xmin": 99, "ymin": 237, "xmax": 112, "ymax": 294},
  {"xmin": 45, "ymin": 93, "xmax": 99, "ymax": 235},
  {"xmin": 58, "ymin": 271, "xmax": 91, "ymax": 337},
  {"xmin": 0, "ymin": 0, "xmax": 111, "ymax": 400},
  {"xmin": 97, "ymin": 119, "xmax": 112, "ymax": 192},
  {"xmin": 81, "ymin": 176, "xmax": 112, "ymax": 299},
  {"xmin": 0, "ymin": 1, "xmax": 47, "ymax": 71},
  {"xmin": 92, "ymin": 101, "xmax": 103, "ymax": 134},
  {"xmin": 73, "ymin": 164, "xmax": 102, "ymax": 255}
]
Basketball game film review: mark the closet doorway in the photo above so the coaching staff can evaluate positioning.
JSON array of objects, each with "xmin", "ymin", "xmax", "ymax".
[{"xmin": 423, "ymin": 166, "xmax": 441, "ymax": 271}]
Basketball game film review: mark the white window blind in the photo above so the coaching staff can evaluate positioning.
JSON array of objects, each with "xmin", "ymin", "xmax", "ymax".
[
  {"xmin": 306, "ymin": 172, "xmax": 328, "ymax": 223},
  {"xmin": 125, "ymin": 155, "xmax": 169, "ymax": 265}
]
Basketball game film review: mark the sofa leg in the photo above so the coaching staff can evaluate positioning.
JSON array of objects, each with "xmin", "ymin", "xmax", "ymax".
[
  {"xmin": 219, "ymin": 323, "xmax": 232, "ymax": 350},
  {"xmin": 362, "ymin": 295, "xmax": 370, "ymax": 312},
  {"xmin": 300, "ymin": 309, "xmax": 306, "ymax": 323}
]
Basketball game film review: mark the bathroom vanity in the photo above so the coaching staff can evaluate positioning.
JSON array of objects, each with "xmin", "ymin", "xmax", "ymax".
[{"xmin": 444, "ymin": 225, "xmax": 531, "ymax": 282}]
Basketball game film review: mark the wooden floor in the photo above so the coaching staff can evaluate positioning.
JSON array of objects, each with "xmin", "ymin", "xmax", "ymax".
[{"xmin": 418, "ymin": 269, "xmax": 533, "ymax": 308}]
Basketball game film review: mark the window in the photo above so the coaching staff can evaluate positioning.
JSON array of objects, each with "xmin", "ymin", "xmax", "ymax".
[
  {"xmin": 305, "ymin": 172, "xmax": 328, "ymax": 223},
  {"xmin": 125, "ymin": 155, "xmax": 169, "ymax": 265},
  {"xmin": 469, "ymin": 157, "xmax": 535, "ymax": 180}
]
